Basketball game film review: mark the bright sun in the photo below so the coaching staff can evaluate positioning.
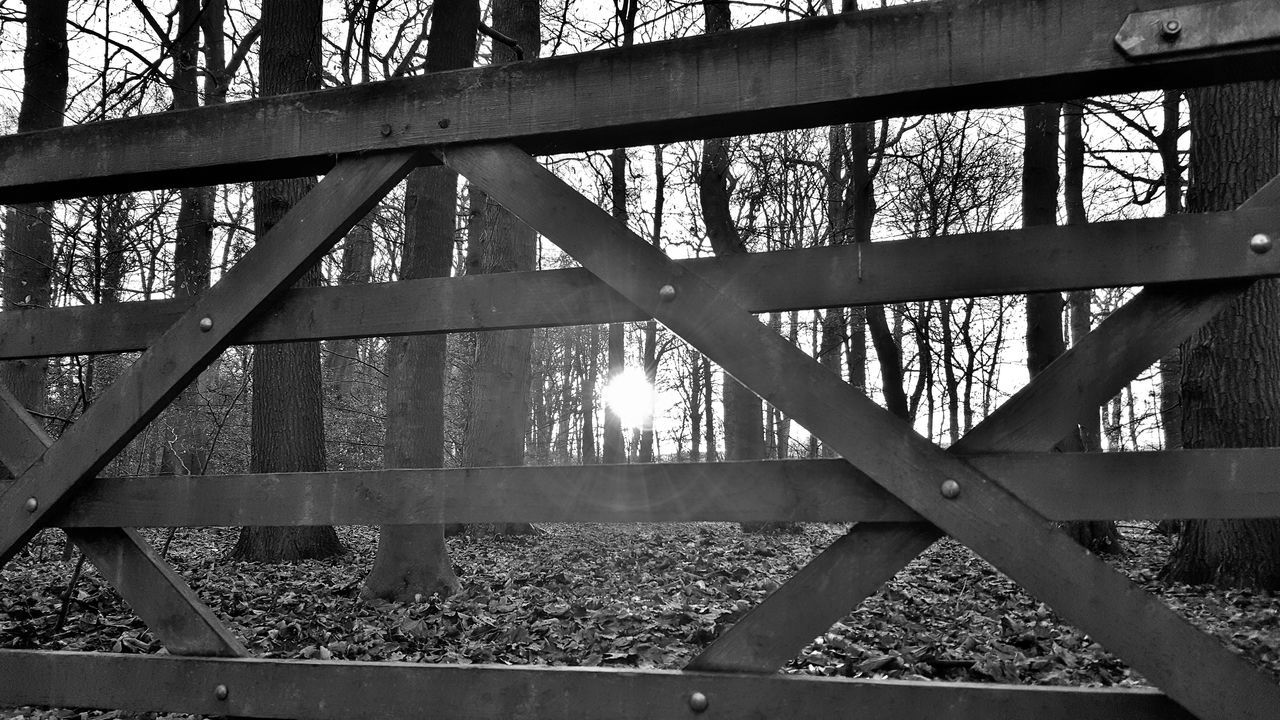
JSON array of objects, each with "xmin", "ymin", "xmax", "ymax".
[{"xmin": 603, "ymin": 367, "xmax": 654, "ymax": 430}]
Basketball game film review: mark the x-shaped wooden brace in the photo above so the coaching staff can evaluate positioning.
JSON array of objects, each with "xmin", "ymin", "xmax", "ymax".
[
  {"xmin": 443, "ymin": 143, "xmax": 1280, "ymax": 720},
  {"xmin": 0, "ymin": 150, "xmax": 421, "ymax": 653}
]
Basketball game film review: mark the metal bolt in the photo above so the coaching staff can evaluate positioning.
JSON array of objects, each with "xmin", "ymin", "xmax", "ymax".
[
  {"xmin": 1250, "ymin": 233, "xmax": 1273, "ymax": 254},
  {"xmin": 1160, "ymin": 18, "xmax": 1182, "ymax": 40},
  {"xmin": 658, "ymin": 284, "xmax": 677, "ymax": 302},
  {"xmin": 940, "ymin": 479, "xmax": 961, "ymax": 499},
  {"xmin": 214, "ymin": 684, "xmax": 229, "ymax": 701},
  {"xmin": 438, "ymin": 118, "xmax": 451, "ymax": 129},
  {"xmin": 199, "ymin": 316, "xmax": 214, "ymax": 332},
  {"xmin": 380, "ymin": 123, "xmax": 393, "ymax": 137},
  {"xmin": 688, "ymin": 691, "xmax": 709, "ymax": 713},
  {"xmin": 24, "ymin": 497, "xmax": 37, "ymax": 513}
]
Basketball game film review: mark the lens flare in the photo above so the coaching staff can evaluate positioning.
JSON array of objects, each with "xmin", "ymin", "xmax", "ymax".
[{"xmin": 603, "ymin": 367, "xmax": 654, "ymax": 430}]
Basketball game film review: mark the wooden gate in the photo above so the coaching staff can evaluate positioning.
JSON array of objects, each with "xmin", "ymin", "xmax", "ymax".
[{"xmin": 2, "ymin": 1, "xmax": 1280, "ymax": 717}]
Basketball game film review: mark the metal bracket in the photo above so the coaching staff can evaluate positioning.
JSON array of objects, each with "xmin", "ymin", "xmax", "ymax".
[{"xmin": 1116, "ymin": 0, "xmax": 1280, "ymax": 58}]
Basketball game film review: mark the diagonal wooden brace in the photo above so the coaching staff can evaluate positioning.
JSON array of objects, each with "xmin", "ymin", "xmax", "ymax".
[
  {"xmin": 0, "ymin": 149, "xmax": 421, "ymax": 566},
  {"xmin": 687, "ymin": 175, "xmax": 1280, "ymax": 674},
  {"xmin": 687, "ymin": 282, "xmax": 1248, "ymax": 672},
  {"xmin": 443, "ymin": 143, "xmax": 1280, "ymax": 720},
  {"xmin": 0, "ymin": 385, "xmax": 245, "ymax": 657}
]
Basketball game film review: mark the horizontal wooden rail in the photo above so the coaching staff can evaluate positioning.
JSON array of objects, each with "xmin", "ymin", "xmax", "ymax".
[
  {"xmin": 2, "ymin": 209, "xmax": 1278, "ymax": 359},
  {"xmin": 0, "ymin": 650, "xmax": 1193, "ymax": 720},
  {"xmin": 47, "ymin": 451, "xmax": 1280, "ymax": 527},
  {"xmin": 3, "ymin": 0, "xmax": 1279, "ymax": 201}
]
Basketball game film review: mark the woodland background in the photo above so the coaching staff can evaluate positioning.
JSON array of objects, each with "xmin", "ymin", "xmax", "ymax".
[{"xmin": 0, "ymin": 0, "xmax": 1278, "ymax": 668}]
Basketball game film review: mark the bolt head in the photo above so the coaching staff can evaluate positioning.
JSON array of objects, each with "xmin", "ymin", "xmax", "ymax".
[
  {"xmin": 688, "ymin": 691, "xmax": 709, "ymax": 713},
  {"xmin": 438, "ymin": 118, "xmax": 451, "ymax": 129},
  {"xmin": 214, "ymin": 684, "xmax": 228, "ymax": 701},
  {"xmin": 24, "ymin": 497, "xmax": 37, "ymax": 513},
  {"xmin": 380, "ymin": 123, "xmax": 393, "ymax": 137},
  {"xmin": 1160, "ymin": 18, "xmax": 1182, "ymax": 40},
  {"xmin": 658, "ymin": 284, "xmax": 677, "ymax": 302},
  {"xmin": 940, "ymin": 479, "xmax": 961, "ymax": 499},
  {"xmin": 1251, "ymin": 233, "xmax": 1273, "ymax": 254},
  {"xmin": 198, "ymin": 316, "xmax": 214, "ymax": 332}
]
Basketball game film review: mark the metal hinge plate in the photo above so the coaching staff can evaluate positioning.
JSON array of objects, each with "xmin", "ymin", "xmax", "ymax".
[{"xmin": 1116, "ymin": 0, "xmax": 1280, "ymax": 59}]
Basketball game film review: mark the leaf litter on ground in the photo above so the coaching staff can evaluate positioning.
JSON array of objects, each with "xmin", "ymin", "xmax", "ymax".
[{"xmin": 1, "ymin": 522, "xmax": 1278, "ymax": 719}]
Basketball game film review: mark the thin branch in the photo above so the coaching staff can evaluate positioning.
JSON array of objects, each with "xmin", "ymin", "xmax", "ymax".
[{"xmin": 479, "ymin": 22, "xmax": 524, "ymax": 61}]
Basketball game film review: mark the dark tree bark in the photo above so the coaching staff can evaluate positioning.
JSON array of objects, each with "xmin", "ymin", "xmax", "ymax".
[
  {"xmin": 1157, "ymin": 90, "xmax": 1185, "ymax": 454},
  {"xmin": 325, "ymin": 219, "xmax": 374, "ymax": 403},
  {"xmin": 1023, "ymin": 102, "xmax": 1120, "ymax": 555},
  {"xmin": 817, "ymin": 307, "xmax": 843, "ymax": 455},
  {"xmin": 581, "ymin": 325, "xmax": 599, "ymax": 463},
  {"xmin": 1165, "ymin": 81, "xmax": 1280, "ymax": 590},
  {"xmin": 602, "ymin": 146, "xmax": 628, "ymax": 465},
  {"xmin": 639, "ymin": 145, "xmax": 665, "ymax": 463},
  {"xmin": 1, "ymin": 0, "xmax": 67, "ymax": 433},
  {"xmin": 162, "ymin": 0, "xmax": 214, "ymax": 478},
  {"xmin": 1022, "ymin": 103, "xmax": 1066, "ymax": 380},
  {"xmin": 1151, "ymin": 93, "xmax": 1185, "ymax": 542},
  {"xmin": 362, "ymin": 0, "xmax": 480, "ymax": 599},
  {"xmin": 458, "ymin": 0, "xmax": 540, "ymax": 534},
  {"xmin": 1063, "ymin": 101, "xmax": 1101, "ymax": 453},
  {"xmin": 850, "ymin": 120, "xmax": 908, "ymax": 420},
  {"xmin": 232, "ymin": 0, "xmax": 344, "ymax": 562},
  {"xmin": 700, "ymin": 0, "xmax": 775, "ymax": 530},
  {"xmin": 687, "ymin": 347, "xmax": 702, "ymax": 462},
  {"xmin": 702, "ymin": 353, "xmax": 717, "ymax": 461}
]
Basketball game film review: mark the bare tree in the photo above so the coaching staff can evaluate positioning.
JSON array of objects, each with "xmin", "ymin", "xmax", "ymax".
[
  {"xmin": 1165, "ymin": 81, "xmax": 1280, "ymax": 589},
  {"xmin": 362, "ymin": 0, "xmax": 480, "ymax": 600},
  {"xmin": 1, "ymin": 0, "xmax": 67, "ymax": 443},
  {"xmin": 231, "ymin": 0, "xmax": 345, "ymax": 562}
]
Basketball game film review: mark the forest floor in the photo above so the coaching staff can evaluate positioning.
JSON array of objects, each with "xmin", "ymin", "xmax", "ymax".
[{"xmin": 1, "ymin": 522, "xmax": 1279, "ymax": 719}]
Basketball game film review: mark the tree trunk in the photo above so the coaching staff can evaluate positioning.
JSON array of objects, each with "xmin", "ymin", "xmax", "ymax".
[
  {"xmin": 1165, "ymin": 81, "xmax": 1280, "ymax": 590},
  {"xmin": 459, "ymin": 0, "xmax": 540, "ymax": 532},
  {"xmin": 688, "ymin": 348, "xmax": 702, "ymax": 462},
  {"xmin": 1158, "ymin": 90, "xmax": 1185, "ymax": 454},
  {"xmin": 639, "ymin": 145, "xmax": 666, "ymax": 463},
  {"xmin": 1023, "ymin": 102, "xmax": 1120, "ymax": 554},
  {"xmin": 1022, "ymin": 103, "xmax": 1066, "ymax": 380},
  {"xmin": 603, "ymin": 319, "xmax": 626, "ymax": 463},
  {"xmin": 1063, "ymin": 101, "xmax": 1100, "ymax": 453},
  {"xmin": 362, "ymin": 0, "xmax": 480, "ymax": 598},
  {"xmin": 602, "ymin": 147, "xmax": 629, "ymax": 465},
  {"xmin": 700, "ymin": 0, "xmax": 775, "ymax": 530},
  {"xmin": 232, "ymin": 0, "xmax": 345, "ymax": 562},
  {"xmin": 1, "ymin": 0, "xmax": 67, "ymax": 442},
  {"xmin": 701, "ymin": 355, "xmax": 717, "ymax": 461},
  {"xmin": 849, "ymin": 119, "xmax": 907, "ymax": 420},
  {"xmin": 163, "ymin": 0, "xmax": 214, "ymax": 478},
  {"xmin": 582, "ymin": 325, "xmax": 599, "ymax": 463},
  {"xmin": 326, "ymin": 219, "xmax": 374, "ymax": 403},
  {"xmin": 818, "ymin": 307, "xmax": 843, "ymax": 455}
]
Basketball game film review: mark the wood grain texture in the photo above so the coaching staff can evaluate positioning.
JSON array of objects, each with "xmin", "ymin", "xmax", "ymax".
[
  {"xmin": 4, "ymin": 0, "xmax": 1280, "ymax": 202},
  {"xmin": 64, "ymin": 528, "xmax": 247, "ymax": 657},
  {"xmin": 685, "ymin": 278, "xmax": 1258, "ymax": 672},
  {"xmin": 4, "ymin": 208, "xmax": 1280, "ymax": 359},
  {"xmin": 0, "ymin": 151, "xmax": 419, "ymax": 566},
  {"xmin": 45, "ymin": 450, "xmax": 1280, "ymax": 527},
  {"xmin": 50, "ymin": 461, "xmax": 917, "ymax": 527},
  {"xmin": 687, "ymin": 174, "xmax": 1280, "ymax": 677},
  {"xmin": 0, "ymin": 650, "xmax": 1195, "ymax": 720},
  {"xmin": 446, "ymin": 143, "xmax": 1280, "ymax": 720},
  {"xmin": 0, "ymin": 388, "xmax": 245, "ymax": 657}
]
